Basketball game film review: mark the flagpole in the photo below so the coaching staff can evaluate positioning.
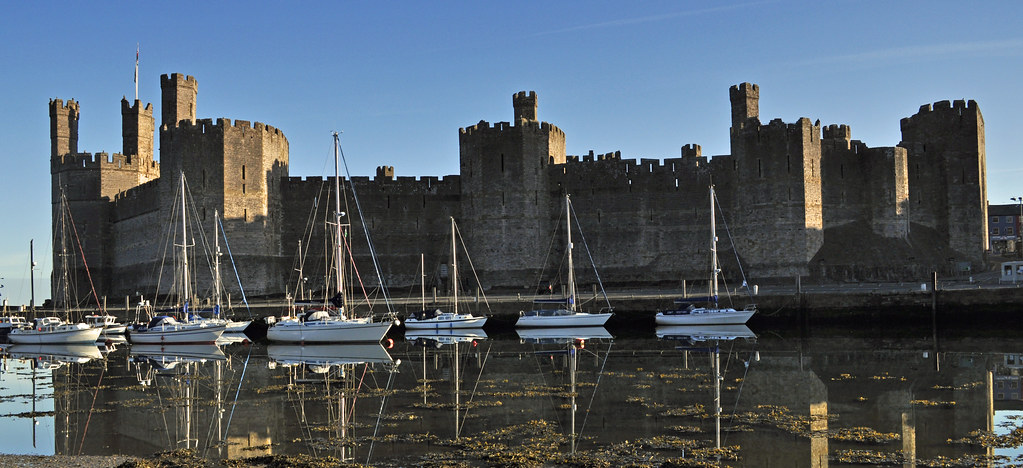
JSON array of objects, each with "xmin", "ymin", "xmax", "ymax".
[{"xmin": 134, "ymin": 43, "xmax": 139, "ymax": 101}]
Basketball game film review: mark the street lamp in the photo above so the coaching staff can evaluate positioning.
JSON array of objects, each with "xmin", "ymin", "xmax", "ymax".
[{"xmin": 1013, "ymin": 197, "xmax": 1023, "ymax": 259}]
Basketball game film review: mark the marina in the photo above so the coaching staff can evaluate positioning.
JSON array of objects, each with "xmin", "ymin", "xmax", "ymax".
[{"xmin": 0, "ymin": 311, "xmax": 1022, "ymax": 466}]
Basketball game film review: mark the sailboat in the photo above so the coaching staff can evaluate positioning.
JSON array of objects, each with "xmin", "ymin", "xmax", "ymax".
[
  {"xmin": 83, "ymin": 314, "xmax": 127, "ymax": 336},
  {"xmin": 655, "ymin": 185, "xmax": 757, "ymax": 325},
  {"xmin": 516, "ymin": 194, "xmax": 613, "ymax": 328},
  {"xmin": 405, "ymin": 217, "xmax": 488, "ymax": 329},
  {"xmin": 204, "ymin": 209, "xmax": 251, "ymax": 334},
  {"xmin": 9, "ymin": 227, "xmax": 101, "ymax": 344},
  {"xmin": 266, "ymin": 133, "xmax": 395, "ymax": 343},
  {"xmin": 128, "ymin": 174, "xmax": 226, "ymax": 344}
]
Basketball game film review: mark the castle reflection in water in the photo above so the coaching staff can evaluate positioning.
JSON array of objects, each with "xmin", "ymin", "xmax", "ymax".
[{"xmin": 2, "ymin": 321, "xmax": 1021, "ymax": 466}]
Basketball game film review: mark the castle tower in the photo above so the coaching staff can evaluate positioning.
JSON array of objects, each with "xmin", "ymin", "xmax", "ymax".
[
  {"xmin": 49, "ymin": 99, "xmax": 79, "ymax": 158},
  {"xmin": 160, "ymin": 73, "xmax": 197, "ymax": 126},
  {"xmin": 730, "ymin": 82, "xmax": 759, "ymax": 129},
  {"xmin": 899, "ymin": 99, "xmax": 988, "ymax": 262},
  {"xmin": 121, "ymin": 98, "xmax": 154, "ymax": 161},
  {"xmin": 729, "ymin": 83, "xmax": 760, "ymax": 160},
  {"xmin": 513, "ymin": 91, "xmax": 537, "ymax": 122},
  {"xmin": 459, "ymin": 91, "xmax": 566, "ymax": 287},
  {"xmin": 728, "ymin": 83, "xmax": 823, "ymax": 277}
]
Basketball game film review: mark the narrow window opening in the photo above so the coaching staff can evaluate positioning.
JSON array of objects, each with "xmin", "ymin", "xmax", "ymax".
[
  {"xmin": 242, "ymin": 184, "xmax": 246, "ymax": 194},
  {"xmin": 757, "ymin": 159, "xmax": 762, "ymax": 178},
  {"xmin": 500, "ymin": 154, "xmax": 505, "ymax": 173},
  {"xmin": 387, "ymin": 195, "xmax": 391, "ymax": 209},
  {"xmin": 840, "ymin": 164, "xmax": 844, "ymax": 179},
  {"xmin": 787, "ymin": 154, "xmax": 791, "ymax": 174},
  {"xmin": 242, "ymin": 165, "xmax": 246, "ymax": 180}
]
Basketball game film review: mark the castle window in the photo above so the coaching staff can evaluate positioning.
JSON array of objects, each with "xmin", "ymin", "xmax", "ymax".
[
  {"xmin": 787, "ymin": 154, "xmax": 791, "ymax": 174},
  {"xmin": 757, "ymin": 159, "xmax": 762, "ymax": 178},
  {"xmin": 242, "ymin": 165, "xmax": 246, "ymax": 180},
  {"xmin": 840, "ymin": 164, "xmax": 844, "ymax": 179},
  {"xmin": 244, "ymin": 209, "xmax": 248, "ymax": 222},
  {"xmin": 501, "ymin": 154, "xmax": 505, "ymax": 173},
  {"xmin": 242, "ymin": 184, "xmax": 246, "ymax": 194}
]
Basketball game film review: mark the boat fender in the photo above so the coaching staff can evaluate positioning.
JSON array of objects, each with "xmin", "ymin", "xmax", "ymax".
[
  {"xmin": 393, "ymin": 319, "xmax": 402, "ymax": 327},
  {"xmin": 385, "ymin": 338, "xmax": 394, "ymax": 349}
]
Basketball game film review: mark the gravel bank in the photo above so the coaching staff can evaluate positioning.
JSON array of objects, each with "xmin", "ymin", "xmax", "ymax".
[{"xmin": 0, "ymin": 455, "xmax": 137, "ymax": 468}]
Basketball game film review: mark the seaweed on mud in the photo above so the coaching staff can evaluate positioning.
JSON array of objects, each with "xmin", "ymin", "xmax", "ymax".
[{"xmin": 830, "ymin": 427, "xmax": 900, "ymax": 443}]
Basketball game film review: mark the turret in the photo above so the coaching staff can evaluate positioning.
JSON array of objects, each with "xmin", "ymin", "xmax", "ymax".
[
  {"xmin": 121, "ymin": 98, "xmax": 154, "ymax": 162},
  {"xmin": 160, "ymin": 73, "xmax": 197, "ymax": 126},
  {"xmin": 49, "ymin": 98, "xmax": 79, "ymax": 158},
  {"xmin": 513, "ymin": 91, "xmax": 537, "ymax": 123},
  {"xmin": 729, "ymin": 82, "xmax": 759, "ymax": 130}
]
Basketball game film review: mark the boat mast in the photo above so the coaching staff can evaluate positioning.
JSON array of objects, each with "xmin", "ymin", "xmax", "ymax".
[
  {"xmin": 333, "ymin": 132, "xmax": 345, "ymax": 314},
  {"xmin": 180, "ymin": 174, "xmax": 190, "ymax": 312},
  {"xmin": 420, "ymin": 253, "xmax": 425, "ymax": 311},
  {"xmin": 29, "ymin": 239, "xmax": 35, "ymax": 312},
  {"xmin": 566, "ymin": 194, "xmax": 576, "ymax": 312},
  {"xmin": 451, "ymin": 217, "xmax": 457, "ymax": 315},
  {"xmin": 710, "ymin": 185, "xmax": 718, "ymax": 308},
  {"xmin": 214, "ymin": 209, "xmax": 221, "ymax": 316}
]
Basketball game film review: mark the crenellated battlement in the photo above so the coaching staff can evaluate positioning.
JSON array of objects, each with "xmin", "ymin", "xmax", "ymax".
[
  {"xmin": 285, "ymin": 173, "xmax": 461, "ymax": 193},
  {"xmin": 729, "ymin": 82, "xmax": 759, "ymax": 98},
  {"xmin": 900, "ymin": 98, "xmax": 981, "ymax": 131},
  {"xmin": 565, "ymin": 150, "xmax": 622, "ymax": 163},
  {"xmin": 120, "ymin": 98, "xmax": 153, "ymax": 113},
  {"xmin": 459, "ymin": 119, "xmax": 564, "ymax": 138},
  {"xmin": 49, "ymin": 98, "xmax": 80, "ymax": 114},
  {"xmin": 822, "ymin": 124, "xmax": 851, "ymax": 140},
  {"xmin": 165, "ymin": 117, "xmax": 288, "ymax": 139},
  {"xmin": 52, "ymin": 151, "xmax": 160, "ymax": 173},
  {"xmin": 681, "ymin": 144, "xmax": 702, "ymax": 158},
  {"xmin": 160, "ymin": 73, "xmax": 197, "ymax": 85},
  {"xmin": 376, "ymin": 166, "xmax": 395, "ymax": 180}
]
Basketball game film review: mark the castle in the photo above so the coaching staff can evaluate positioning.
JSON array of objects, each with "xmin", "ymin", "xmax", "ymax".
[{"xmin": 49, "ymin": 74, "xmax": 987, "ymax": 304}]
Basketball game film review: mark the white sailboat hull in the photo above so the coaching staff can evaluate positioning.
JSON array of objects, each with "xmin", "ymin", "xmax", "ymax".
[
  {"xmin": 225, "ymin": 320, "xmax": 251, "ymax": 332},
  {"xmin": 404, "ymin": 314, "xmax": 487, "ymax": 329},
  {"xmin": 9, "ymin": 323, "xmax": 102, "ymax": 344},
  {"xmin": 515, "ymin": 326, "xmax": 612, "ymax": 341},
  {"xmin": 655, "ymin": 307, "xmax": 755, "ymax": 325},
  {"xmin": 129, "ymin": 323, "xmax": 227, "ymax": 344},
  {"xmin": 655, "ymin": 324, "xmax": 755, "ymax": 341},
  {"xmin": 268, "ymin": 343, "xmax": 393, "ymax": 366},
  {"xmin": 7, "ymin": 343, "xmax": 103, "ymax": 362},
  {"xmin": 266, "ymin": 318, "xmax": 393, "ymax": 343},
  {"xmin": 515, "ymin": 311, "xmax": 612, "ymax": 328}
]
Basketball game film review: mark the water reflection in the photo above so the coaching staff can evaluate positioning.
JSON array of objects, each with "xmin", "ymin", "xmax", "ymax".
[
  {"xmin": 0, "ymin": 323, "xmax": 1022, "ymax": 465},
  {"xmin": 267, "ymin": 343, "xmax": 399, "ymax": 463}
]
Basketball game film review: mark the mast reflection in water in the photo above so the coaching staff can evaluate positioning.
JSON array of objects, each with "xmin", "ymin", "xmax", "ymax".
[{"xmin": 2, "ymin": 320, "xmax": 1023, "ymax": 466}]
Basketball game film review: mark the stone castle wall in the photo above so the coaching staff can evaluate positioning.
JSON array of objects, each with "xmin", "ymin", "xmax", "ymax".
[{"xmin": 48, "ymin": 76, "xmax": 989, "ymax": 303}]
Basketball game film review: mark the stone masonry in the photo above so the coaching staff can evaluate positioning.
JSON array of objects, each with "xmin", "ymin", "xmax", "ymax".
[{"xmin": 49, "ymin": 75, "xmax": 988, "ymax": 304}]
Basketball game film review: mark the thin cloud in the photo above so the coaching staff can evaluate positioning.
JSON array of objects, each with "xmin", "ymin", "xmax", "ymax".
[
  {"xmin": 795, "ymin": 39, "xmax": 1023, "ymax": 67},
  {"xmin": 530, "ymin": 2, "xmax": 775, "ymax": 37}
]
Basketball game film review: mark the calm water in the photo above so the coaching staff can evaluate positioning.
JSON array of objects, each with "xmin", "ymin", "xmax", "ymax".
[{"xmin": 1, "ymin": 319, "xmax": 1022, "ymax": 467}]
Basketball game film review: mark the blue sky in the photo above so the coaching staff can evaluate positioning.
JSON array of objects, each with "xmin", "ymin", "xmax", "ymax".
[{"xmin": 1, "ymin": 1, "xmax": 1021, "ymax": 305}]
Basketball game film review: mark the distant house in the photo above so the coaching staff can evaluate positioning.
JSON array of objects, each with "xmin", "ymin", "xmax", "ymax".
[{"xmin": 989, "ymin": 204, "xmax": 1022, "ymax": 254}]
